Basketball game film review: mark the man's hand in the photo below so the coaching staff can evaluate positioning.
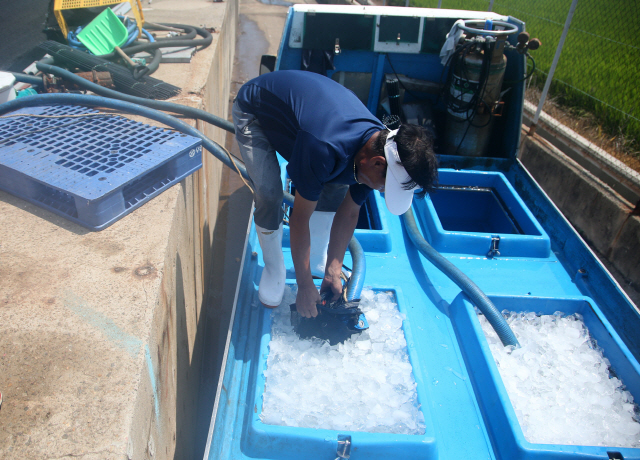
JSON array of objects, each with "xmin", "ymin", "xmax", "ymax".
[
  {"xmin": 296, "ymin": 282, "xmax": 320, "ymax": 318},
  {"xmin": 320, "ymin": 264, "xmax": 343, "ymax": 301},
  {"xmin": 320, "ymin": 190, "xmax": 361, "ymax": 301},
  {"xmin": 289, "ymin": 191, "xmax": 319, "ymax": 318}
]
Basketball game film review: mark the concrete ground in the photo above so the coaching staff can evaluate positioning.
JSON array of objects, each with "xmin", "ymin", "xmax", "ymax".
[{"xmin": 0, "ymin": 0, "xmax": 237, "ymax": 458}]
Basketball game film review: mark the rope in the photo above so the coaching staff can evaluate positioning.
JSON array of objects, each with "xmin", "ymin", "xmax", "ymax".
[
  {"xmin": 0, "ymin": 113, "xmax": 124, "ymax": 145},
  {"xmin": 218, "ymin": 143, "xmax": 255, "ymax": 194},
  {"xmin": 0, "ymin": 119, "xmax": 102, "ymax": 146},
  {"xmin": 0, "ymin": 113, "xmax": 123, "ymax": 119}
]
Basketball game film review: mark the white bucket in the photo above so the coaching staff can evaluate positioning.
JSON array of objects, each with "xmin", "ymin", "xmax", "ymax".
[{"xmin": 0, "ymin": 72, "xmax": 17, "ymax": 104}]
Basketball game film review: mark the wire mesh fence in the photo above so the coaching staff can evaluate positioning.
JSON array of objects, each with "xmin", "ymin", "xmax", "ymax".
[{"xmin": 391, "ymin": 0, "xmax": 640, "ymax": 169}]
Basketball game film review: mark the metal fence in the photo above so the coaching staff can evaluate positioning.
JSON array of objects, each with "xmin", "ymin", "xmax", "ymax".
[{"xmin": 396, "ymin": 0, "xmax": 640, "ymax": 158}]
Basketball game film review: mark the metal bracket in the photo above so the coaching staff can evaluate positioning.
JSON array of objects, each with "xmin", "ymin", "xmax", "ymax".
[
  {"xmin": 573, "ymin": 268, "xmax": 587, "ymax": 283},
  {"xmin": 335, "ymin": 434, "xmax": 351, "ymax": 459},
  {"xmin": 487, "ymin": 236, "xmax": 501, "ymax": 258},
  {"xmin": 492, "ymin": 100, "xmax": 505, "ymax": 116}
]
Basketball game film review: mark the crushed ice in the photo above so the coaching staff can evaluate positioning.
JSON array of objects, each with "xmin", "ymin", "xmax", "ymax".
[
  {"xmin": 260, "ymin": 286, "xmax": 426, "ymax": 435},
  {"xmin": 479, "ymin": 311, "xmax": 640, "ymax": 447}
]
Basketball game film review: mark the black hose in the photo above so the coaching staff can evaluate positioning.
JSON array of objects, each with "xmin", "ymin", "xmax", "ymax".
[
  {"xmin": 504, "ymin": 52, "xmax": 536, "ymax": 85},
  {"xmin": 98, "ymin": 24, "xmax": 212, "ymax": 60},
  {"xmin": 143, "ymin": 48, "xmax": 163, "ymax": 76},
  {"xmin": 146, "ymin": 23, "xmax": 198, "ymax": 40},
  {"xmin": 35, "ymin": 62, "xmax": 235, "ymax": 133}
]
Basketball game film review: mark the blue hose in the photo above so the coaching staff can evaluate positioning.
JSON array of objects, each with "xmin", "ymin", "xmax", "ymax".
[
  {"xmin": 402, "ymin": 209, "xmax": 520, "ymax": 347},
  {"xmin": 0, "ymin": 93, "xmax": 366, "ymax": 301},
  {"xmin": 139, "ymin": 28, "xmax": 156, "ymax": 44}
]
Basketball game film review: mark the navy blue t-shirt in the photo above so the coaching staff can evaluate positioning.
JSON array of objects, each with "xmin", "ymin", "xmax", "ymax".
[{"xmin": 235, "ymin": 70, "xmax": 385, "ymax": 205}]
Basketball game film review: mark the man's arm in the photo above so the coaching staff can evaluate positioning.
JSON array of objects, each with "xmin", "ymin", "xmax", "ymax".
[
  {"xmin": 321, "ymin": 190, "xmax": 362, "ymax": 301},
  {"xmin": 289, "ymin": 191, "xmax": 320, "ymax": 318}
]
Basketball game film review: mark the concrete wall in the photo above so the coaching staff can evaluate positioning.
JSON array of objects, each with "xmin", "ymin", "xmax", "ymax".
[
  {"xmin": 519, "ymin": 131, "xmax": 640, "ymax": 292},
  {"xmin": 0, "ymin": 1, "xmax": 237, "ymax": 459},
  {"xmin": 129, "ymin": 2, "xmax": 239, "ymax": 460}
]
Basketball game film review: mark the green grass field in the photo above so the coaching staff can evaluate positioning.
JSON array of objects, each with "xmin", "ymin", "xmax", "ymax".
[{"xmin": 397, "ymin": 0, "xmax": 640, "ymax": 157}]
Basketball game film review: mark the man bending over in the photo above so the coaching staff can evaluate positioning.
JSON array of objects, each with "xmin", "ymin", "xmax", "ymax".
[{"xmin": 233, "ymin": 70, "xmax": 438, "ymax": 318}]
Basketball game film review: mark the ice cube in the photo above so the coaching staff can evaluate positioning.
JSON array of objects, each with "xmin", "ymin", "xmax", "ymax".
[
  {"xmin": 261, "ymin": 288, "xmax": 424, "ymax": 436},
  {"xmin": 478, "ymin": 311, "xmax": 640, "ymax": 448}
]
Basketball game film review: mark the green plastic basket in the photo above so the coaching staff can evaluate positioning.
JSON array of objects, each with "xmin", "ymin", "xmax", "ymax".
[{"xmin": 77, "ymin": 7, "xmax": 128, "ymax": 55}]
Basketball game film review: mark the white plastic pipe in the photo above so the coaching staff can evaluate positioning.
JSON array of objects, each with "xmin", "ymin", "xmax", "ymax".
[
  {"xmin": 0, "ymin": 72, "xmax": 17, "ymax": 104},
  {"xmin": 531, "ymin": 0, "xmax": 579, "ymax": 131}
]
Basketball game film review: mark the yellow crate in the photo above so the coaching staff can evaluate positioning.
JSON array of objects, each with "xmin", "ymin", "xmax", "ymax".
[{"xmin": 53, "ymin": 0, "xmax": 144, "ymax": 40}]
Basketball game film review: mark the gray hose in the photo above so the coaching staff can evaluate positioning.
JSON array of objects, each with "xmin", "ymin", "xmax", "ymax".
[
  {"xmin": 9, "ymin": 72, "xmax": 43, "ymax": 88},
  {"xmin": 346, "ymin": 237, "xmax": 365, "ymax": 301},
  {"xmin": 280, "ymin": 192, "xmax": 365, "ymax": 301},
  {"xmin": 402, "ymin": 209, "xmax": 520, "ymax": 347},
  {"xmin": 0, "ymin": 93, "xmax": 244, "ymax": 183},
  {"xmin": 0, "ymin": 93, "xmax": 366, "ymax": 301},
  {"xmin": 36, "ymin": 62, "xmax": 235, "ymax": 133}
]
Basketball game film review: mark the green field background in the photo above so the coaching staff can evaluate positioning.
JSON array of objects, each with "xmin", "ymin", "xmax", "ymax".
[{"xmin": 396, "ymin": 0, "xmax": 640, "ymax": 149}]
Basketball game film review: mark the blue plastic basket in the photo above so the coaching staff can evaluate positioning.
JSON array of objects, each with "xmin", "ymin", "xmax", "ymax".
[{"xmin": 0, "ymin": 105, "xmax": 202, "ymax": 230}]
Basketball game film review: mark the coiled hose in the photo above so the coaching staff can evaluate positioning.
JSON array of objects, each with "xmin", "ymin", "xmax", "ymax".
[
  {"xmin": 402, "ymin": 209, "xmax": 520, "ymax": 347},
  {"xmin": 0, "ymin": 93, "xmax": 365, "ymax": 300},
  {"xmin": 67, "ymin": 20, "xmax": 208, "ymax": 78}
]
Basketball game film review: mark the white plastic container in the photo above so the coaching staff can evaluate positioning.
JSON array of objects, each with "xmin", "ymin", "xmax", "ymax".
[{"xmin": 0, "ymin": 72, "xmax": 17, "ymax": 103}]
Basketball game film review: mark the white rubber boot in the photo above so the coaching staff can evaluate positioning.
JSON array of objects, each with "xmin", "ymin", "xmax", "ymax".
[
  {"xmin": 308, "ymin": 211, "xmax": 335, "ymax": 278},
  {"xmin": 256, "ymin": 223, "xmax": 285, "ymax": 308}
]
